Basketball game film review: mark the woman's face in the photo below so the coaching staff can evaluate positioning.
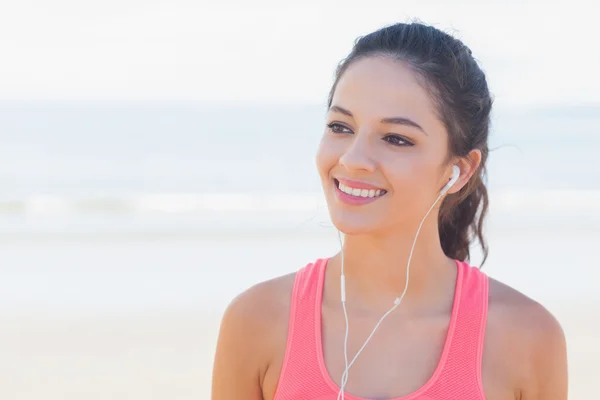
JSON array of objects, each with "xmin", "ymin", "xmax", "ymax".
[{"xmin": 316, "ymin": 56, "xmax": 455, "ymax": 235}]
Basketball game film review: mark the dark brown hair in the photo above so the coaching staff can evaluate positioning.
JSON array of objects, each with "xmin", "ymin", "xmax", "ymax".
[{"xmin": 327, "ymin": 22, "xmax": 492, "ymax": 266}]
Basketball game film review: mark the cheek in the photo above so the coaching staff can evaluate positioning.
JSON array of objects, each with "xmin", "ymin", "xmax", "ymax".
[{"xmin": 383, "ymin": 156, "xmax": 437, "ymax": 201}]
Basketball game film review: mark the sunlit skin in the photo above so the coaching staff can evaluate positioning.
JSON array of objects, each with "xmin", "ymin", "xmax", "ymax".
[{"xmin": 211, "ymin": 55, "xmax": 568, "ymax": 400}]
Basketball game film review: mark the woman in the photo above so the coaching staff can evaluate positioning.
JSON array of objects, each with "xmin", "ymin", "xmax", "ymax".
[{"xmin": 211, "ymin": 22, "xmax": 568, "ymax": 400}]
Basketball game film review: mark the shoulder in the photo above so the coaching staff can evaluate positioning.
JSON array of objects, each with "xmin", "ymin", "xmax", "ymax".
[
  {"xmin": 487, "ymin": 277, "xmax": 564, "ymax": 337},
  {"xmin": 219, "ymin": 270, "xmax": 297, "ymax": 353},
  {"xmin": 486, "ymin": 277, "xmax": 568, "ymax": 399},
  {"xmin": 215, "ymin": 270, "xmax": 298, "ymax": 366},
  {"xmin": 212, "ymin": 270, "xmax": 298, "ymax": 398}
]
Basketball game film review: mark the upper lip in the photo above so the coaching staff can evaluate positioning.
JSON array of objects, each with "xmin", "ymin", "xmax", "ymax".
[{"xmin": 335, "ymin": 177, "xmax": 386, "ymax": 191}]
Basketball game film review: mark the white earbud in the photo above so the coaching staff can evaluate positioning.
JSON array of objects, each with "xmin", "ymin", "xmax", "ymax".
[
  {"xmin": 440, "ymin": 165, "xmax": 460, "ymax": 196},
  {"xmin": 336, "ymin": 164, "xmax": 460, "ymax": 400}
]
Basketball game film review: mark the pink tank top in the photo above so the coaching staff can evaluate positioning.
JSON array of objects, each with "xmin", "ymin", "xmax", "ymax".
[{"xmin": 273, "ymin": 257, "xmax": 489, "ymax": 400}]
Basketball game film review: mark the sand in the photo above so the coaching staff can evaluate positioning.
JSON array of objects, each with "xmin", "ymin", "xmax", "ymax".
[{"xmin": 0, "ymin": 311, "xmax": 220, "ymax": 400}]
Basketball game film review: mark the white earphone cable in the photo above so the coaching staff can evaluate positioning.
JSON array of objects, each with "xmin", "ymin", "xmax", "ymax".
[{"xmin": 336, "ymin": 181, "xmax": 451, "ymax": 400}]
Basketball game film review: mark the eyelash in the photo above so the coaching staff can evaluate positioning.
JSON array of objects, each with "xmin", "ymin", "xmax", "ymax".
[{"xmin": 326, "ymin": 122, "xmax": 414, "ymax": 147}]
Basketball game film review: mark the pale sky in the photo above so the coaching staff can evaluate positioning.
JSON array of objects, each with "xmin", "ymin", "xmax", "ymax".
[{"xmin": 1, "ymin": 0, "xmax": 598, "ymax": 108}]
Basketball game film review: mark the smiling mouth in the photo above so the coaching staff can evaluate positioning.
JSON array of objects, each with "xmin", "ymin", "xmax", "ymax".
[{"xmin": 334, "ymin": 179, "xmax": 388, "ymax": 198}]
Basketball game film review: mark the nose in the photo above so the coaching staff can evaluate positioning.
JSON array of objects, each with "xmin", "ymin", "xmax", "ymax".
[{"xmin": 338, "ymin": 132, "xmax": 377, "ymax": 173}]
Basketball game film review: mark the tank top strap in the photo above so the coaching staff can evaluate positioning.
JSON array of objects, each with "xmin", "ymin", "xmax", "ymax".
[
  {"xmin": 273, "ymin": 258, "xmax": 331, "ymax": 400},
  {"xmin": 430, "ymin": 260, "xmax": 489, "ymax": 398}
]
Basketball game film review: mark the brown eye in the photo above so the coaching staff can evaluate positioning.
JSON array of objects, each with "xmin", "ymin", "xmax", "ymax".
[
  {"xmin": 384, "ymin": 134, "xmax": 414, "ymax": 147},
  {"xmin": 327, "ymin": 122, "xmax": 352, "ymax": 134}
]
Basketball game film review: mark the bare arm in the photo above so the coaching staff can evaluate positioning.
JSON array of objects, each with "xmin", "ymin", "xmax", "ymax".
[
  {"xmin": 521, "ymin": 306, "xmax": 568, "ymax": 399},
  {"xmin": 211, "ymin": 291, "xmax": 266, "ymax": 400}
]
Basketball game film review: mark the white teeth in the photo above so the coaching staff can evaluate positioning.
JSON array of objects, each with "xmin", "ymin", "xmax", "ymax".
[{"xmin": 337, "ymin": 181, "xmax": 385, "ymax": 198}]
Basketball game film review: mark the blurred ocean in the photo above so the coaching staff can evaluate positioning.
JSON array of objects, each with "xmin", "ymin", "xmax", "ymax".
[
  {"xmin": 0, "ymin": 102, "xmax": 599, "ymax": 315},
  {"xmin": 1, "ymin": 103, "xmax": 599, "ymax": 219}
]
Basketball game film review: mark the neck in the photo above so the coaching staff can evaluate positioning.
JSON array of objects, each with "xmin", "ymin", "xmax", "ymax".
[{"xmin": 333, "ymin": 219, "xmax": 457, "ymax": 313}]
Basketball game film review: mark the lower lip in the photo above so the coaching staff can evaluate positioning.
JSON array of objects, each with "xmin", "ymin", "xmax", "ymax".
[{"xmin": 334, "ymin": 181, "xmax": 385, "ymax": 206}]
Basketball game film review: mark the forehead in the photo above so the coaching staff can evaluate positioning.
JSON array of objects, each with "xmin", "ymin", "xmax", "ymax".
[{"xmin": 331, "ymin": 56, "xmax": 444, "ymax": 133}]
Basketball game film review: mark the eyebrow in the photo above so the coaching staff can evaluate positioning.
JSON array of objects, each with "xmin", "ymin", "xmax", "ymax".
[{"xmin": 329, "ymin": 105, "xmax": 427, "ymax": 136}]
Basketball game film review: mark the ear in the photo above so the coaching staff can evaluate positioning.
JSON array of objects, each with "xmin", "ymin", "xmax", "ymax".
[{"xmin": 447, "ymin": 149, "xmax": 482, "ymax": 195}]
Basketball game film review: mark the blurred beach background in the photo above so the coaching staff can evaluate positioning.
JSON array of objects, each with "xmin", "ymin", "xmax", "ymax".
[{"xmin": 0, "ymin": 1, "xmax": 598, "ymax": 399}]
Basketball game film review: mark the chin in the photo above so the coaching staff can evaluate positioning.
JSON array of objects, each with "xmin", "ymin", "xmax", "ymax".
[
  {"xmin": 323, "ymin": 197, "xmax": 386, "ymax": 236},
  {"xmin": 327, "ymin": 210, "xmax": 387, "ymax": 236}
]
